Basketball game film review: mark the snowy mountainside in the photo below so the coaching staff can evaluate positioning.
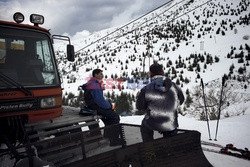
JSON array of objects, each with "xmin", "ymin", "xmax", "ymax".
[{"xmin": 54, "ymin": 0, "xmax": 250, "ymax": 118}]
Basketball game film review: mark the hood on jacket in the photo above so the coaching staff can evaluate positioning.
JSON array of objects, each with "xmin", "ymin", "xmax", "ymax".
[
  {"xmin": 81, "ymin": 83, "xmax": 87, "ymax": 91},
  {"xmin": 81, "ymin": 77, "xmax": 99, "ymax": 91},
  {"xmin": 151, "ymin": 76, "xmax": 172, "ymax": 92}
]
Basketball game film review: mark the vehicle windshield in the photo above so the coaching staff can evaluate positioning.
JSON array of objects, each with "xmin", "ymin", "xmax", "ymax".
[{"xmin": 0, "ymin": 27, "xmax": 60, "ymax": 88}]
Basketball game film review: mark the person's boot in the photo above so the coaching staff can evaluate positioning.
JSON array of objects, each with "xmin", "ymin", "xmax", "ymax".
[
  {"xmin": 110, "ymin": 138, "xmax": 123, "ymax": 146},
  {"xmin": 106, "ymin": 125, "xmax": 123, "ymax": 146}
]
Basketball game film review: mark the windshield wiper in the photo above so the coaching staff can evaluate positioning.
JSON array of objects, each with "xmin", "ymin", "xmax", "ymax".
[{"xmin": 0, "ymin": 71, "xmax": 32, "ymax": 96}]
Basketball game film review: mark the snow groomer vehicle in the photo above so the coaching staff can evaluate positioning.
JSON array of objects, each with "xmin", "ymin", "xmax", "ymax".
[{"xmin": 0, "ymin": 13, "xmax": 211, "ymax": 167}]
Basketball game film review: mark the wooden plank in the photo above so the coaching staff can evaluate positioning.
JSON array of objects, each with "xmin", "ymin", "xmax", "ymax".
[
  {"xmin": 44, "ymin": 146, "xmax": 82, "ymax": 165},
  {"xmin": 38, "ymin": 141, "xmax": 82, "ymax": 155},
  {"xmin": 26, "ymin": 114, "xmax": 95, "ymax": 128},
  {"xmin": 28, "ymin": 121, "xmax": 100, "ymax": 139},
  {"xmin": 32, "ymin": 129, "xmax": 103, "ymax": 151},
  {"xmin": 26, "ymin": 112, "xmax": 101, "ymax": 132}
]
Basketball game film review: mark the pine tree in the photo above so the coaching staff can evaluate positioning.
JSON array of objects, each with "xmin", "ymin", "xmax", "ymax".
[
  {"xmin": 111, "ymin": 92, "xmax": 115, "ymax": 102},
  {"xmin": 185, "ymin": 93, "xmax": 193, "ymax": 108},
  {"xmin": 215, "ymin": 56, "xmax": 220, "ymax": 62},
  {"xmin": 176, "ymin": 78, "xmax": 180, "ymax": 85},
  {"xmin": 197, "ymin": 73, "xmax": 201, "ymax": 79},
  {"xmin": 239, "ymin": 45, "xmax": 243, "ymax": 50},
  {"xmin": 246, "ymin": 61, "xmax": 249, "ymax": 66},
  {"xmin": 229, "ymin": 64, "xmax": 235, "ymax": 74},
  {"xmin": 188, "ymin": 65, "xmax": 193, "ymax": 71},
  {"xmin": 114, "ymin": 92, "xmax": 131, "ymax": 115},
  {"xmin": 107, "ymin": 92, "xmax": 111, "ymax": 99},
  {"xmin": 216, "ymin": 27, "xmax": 220, "ymax": 34},
  {"xmin": 238, "ymin": 67, "xmax": 244, "ymax": 74},
  {"xmin": 244, "ymin": 85, "xmax": 248, "ymax": 89},
  {"xmin": 221, "ymin": 30, "xmax": 225, "ymax": 36},
  {"xmin": 72, "ymin": 63, "xmax": 76, "ymax": 71},
  {"xmin": 184, "ymin": 77, "xmax": 190, "ymax": 84},
  {"xmin": 245, "ymin": 43, "xmax": 250, "ymax": 51},
  {"xmin": 196, "ymin": 64, "xmax": 201, "ymax": 72}
]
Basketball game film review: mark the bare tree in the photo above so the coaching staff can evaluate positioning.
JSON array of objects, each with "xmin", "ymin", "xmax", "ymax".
[{"xmin": 191, "ymin": 80, "xmax": 249, "ymax": 120}]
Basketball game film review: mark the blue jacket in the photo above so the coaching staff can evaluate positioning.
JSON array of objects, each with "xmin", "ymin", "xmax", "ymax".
[{"xmin": 81, "ymin": 78, "xmax": 111, "ymax": 109}]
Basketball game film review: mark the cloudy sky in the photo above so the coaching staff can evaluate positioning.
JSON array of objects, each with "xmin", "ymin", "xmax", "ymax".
[{"xmin": 0, "ymin": 0, "xmax": 169, "ymax": 39}]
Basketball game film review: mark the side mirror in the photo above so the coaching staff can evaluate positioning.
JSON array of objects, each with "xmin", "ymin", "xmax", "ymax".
[
  {"xmin": 52, "ymin": 35, "xmax": 75, "ymax": 62},
  {"xmin": 67, "ymin": 44, "xmax": 75, "ymax": 62}
]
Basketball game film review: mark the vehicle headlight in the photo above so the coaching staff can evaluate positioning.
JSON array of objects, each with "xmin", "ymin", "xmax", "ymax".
[
  {"xmin": 13, "ymin": 12, "xmax": 25, "ymax": 23},
  {"xmin": 40, "ymin": 96, "xmax": 61, "ymax": 108},
  {"xmin": 30, "ymin": 14, "xmax": 44, "ymax": 25}
]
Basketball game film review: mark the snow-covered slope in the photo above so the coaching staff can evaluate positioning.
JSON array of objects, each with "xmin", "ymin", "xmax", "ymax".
[{"xmin": 54, "ymin": 0, "xmax": 250, "ymax": 118}]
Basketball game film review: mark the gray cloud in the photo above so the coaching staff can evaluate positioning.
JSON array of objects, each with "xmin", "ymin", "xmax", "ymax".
[{"xmin": 0, "ymin": 0, "xmax": 168, "ymax": 36}]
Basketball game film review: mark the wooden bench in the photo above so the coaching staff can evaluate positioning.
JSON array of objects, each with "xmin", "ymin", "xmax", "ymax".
[
  {"xmin": 25, "ymin": 107, "xmax": 102, "ymax": 140},
  {"xmin": 24, "ymin": 107, "xmax": 105, "ymax": 166}
]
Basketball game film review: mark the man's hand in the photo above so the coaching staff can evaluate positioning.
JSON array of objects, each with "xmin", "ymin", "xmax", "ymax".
[{"xmin": 112, "ymin": 104, "xmax": 115, "ymax": 110}]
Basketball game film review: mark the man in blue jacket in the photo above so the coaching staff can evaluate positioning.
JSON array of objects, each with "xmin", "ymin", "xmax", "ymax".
[{"xmin": 81, "ymin": 69, "xmax": 121, "ymax": 146}]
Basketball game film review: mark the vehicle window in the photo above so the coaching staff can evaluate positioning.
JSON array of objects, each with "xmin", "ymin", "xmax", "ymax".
[
  {"xmin": 0, "ymin": 27, "xmax": 59, "ymax": 88},
  {"xmin": 0, "ymin": 38, "xmax": 6, "ymax": 63},
  {"xmin": 11, "ymin": 39, "xmax": 25, "ymax": 50},
  {"xmin": 36, "ymin": 40, "xmax": 56, "ymax": 85}
]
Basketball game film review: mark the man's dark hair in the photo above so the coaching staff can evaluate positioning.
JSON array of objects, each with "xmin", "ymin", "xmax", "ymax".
[
  {"xmin": 150, "ymin": 63, "xmax": 163, "ymax": 76},
  {"xmin": 92, "ymin": 69, "xmax": 102, "ymax": 77}
]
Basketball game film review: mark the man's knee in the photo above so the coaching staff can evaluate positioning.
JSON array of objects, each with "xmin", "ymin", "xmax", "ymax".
[
  {"xmin": 104, "ymin": 110, "xmax": 120, "ymax": 124},
  {"xmin": 113, "ymin": 112, "xmax": 120, "ymax": 124}
]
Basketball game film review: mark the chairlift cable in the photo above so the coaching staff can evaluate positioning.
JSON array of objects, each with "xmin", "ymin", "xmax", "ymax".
[
  {"xmin": 80, "ymin": 0, "xmax": 189, "ymax": 58},
  {"xmin": 98, "ymin": 0, "xmax": 187, "ymax": 47},
  {"xmin": 64, "ymin": 0, "xmax": 212, "ymax": 77},
  {"xmin": 81, "ymin": 0, "xmax": 212, "ymax": 65},
  {"xmin": 75, "ymin": 0, "xmax": 175, "ymax": 55}
]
